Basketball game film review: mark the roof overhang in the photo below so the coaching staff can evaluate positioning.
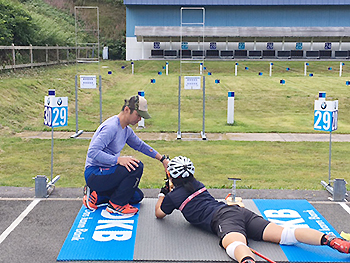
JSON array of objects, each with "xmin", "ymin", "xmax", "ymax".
[{"xmin": 134, "ymin": 26, "xmax": 350, "ymax": 42}]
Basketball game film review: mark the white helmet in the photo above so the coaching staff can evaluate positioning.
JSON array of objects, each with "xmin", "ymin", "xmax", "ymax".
[{"xmin": 167, "ymin": 156, "xmax": 195, "ymax": 179}]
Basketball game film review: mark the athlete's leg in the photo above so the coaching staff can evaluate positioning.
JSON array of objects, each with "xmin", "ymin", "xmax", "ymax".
[
  {"xmin": 263, "ymin": 222, "xmax": 324, "ymax": 245},
  {"xmin": 222, "ymin": 232, "xmax": 255, "ymax": 263}
]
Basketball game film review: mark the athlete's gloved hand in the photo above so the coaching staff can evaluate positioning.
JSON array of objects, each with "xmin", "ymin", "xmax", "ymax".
[{"xmin": 160, "ymin": 179, "xmax": 170, "ymax": 195}]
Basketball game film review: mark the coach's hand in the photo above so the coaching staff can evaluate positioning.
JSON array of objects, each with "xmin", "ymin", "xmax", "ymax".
[{"xmin": 117, "ymin": 156, "xmax": 140, "ymax": 172}]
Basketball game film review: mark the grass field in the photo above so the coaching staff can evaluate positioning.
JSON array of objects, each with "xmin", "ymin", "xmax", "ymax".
[{"xmin": 1, "ymin": 60, "xmax": 350, "ymax": 190}]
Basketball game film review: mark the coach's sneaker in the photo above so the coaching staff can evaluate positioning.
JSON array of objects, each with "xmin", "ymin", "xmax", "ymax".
[
  {"xmin": 106, "ymin": 201, "xmax": 138, "ymax": 215},
  {"xmin": 322, "ymin": 234, "xmax": 350, "ymax": 253},
  {"xmin": 83, "ymin": 185, "xmax": 98, "ymax": 211}
]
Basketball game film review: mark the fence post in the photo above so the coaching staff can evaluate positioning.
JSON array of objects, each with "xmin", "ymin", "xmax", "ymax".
[
  {"xmin": 12, "ymin": 43, "xmax": 15, "ymax": 71},
  {"xmin": 56, "ymin": 44, "xmax": 59, "ymax": 64},
  {"xmin": 46, "ymin": 44, "xmax": 48, "ymax": 65},
  {"xmin": 67, "ymin": 45, "xmax": 69, "ymax": 62},
  {"xmin": 30, "ymin": 44, "xmax": 33, "ymax": 69}
]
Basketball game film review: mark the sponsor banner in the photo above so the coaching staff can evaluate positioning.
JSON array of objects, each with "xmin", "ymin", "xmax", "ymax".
[
  {"xmin": 57, "ymin": 205, "xmax": 139, "ymax": 261},
  {"xmin": 254, "ymin": 199, "xmax": 350, "ymax": 262}
]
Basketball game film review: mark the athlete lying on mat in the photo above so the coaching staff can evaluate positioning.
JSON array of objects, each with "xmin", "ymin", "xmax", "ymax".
[{"xmin": 155, "ymin": 156, "xmax": 350, "ymax": 263}]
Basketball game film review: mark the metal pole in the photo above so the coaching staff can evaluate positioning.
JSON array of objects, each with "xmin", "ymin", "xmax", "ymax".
[
  {"xmin": 202, "ymin": 76, "xmax": 206, "ymax": 139},
  {"xmin": 50, "ymin": 127, "xmax": 54, "ymax": 182},
  {"xmin": 177, "ymin": 75, "xmax": 181, "ymax": 139},
  {"xmin": 99, "ymin": 75, "xmax": 102, "ymax": 124},
  {"xmin": 75, "ymin": 75, "xmax": 78, "ymax": 134},
  {"xmin": 328, "ymin": 131, "xmax": 332, "ymax": 184}
]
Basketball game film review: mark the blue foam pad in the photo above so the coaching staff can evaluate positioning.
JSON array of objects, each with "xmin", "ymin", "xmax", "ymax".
[
  {"xmin": 254, "ymin": 199, "xmax": 350, "ymax": 262},
  {"xmin": 57, "ymin": 204, "xmax": 140, "ymax": 261}
]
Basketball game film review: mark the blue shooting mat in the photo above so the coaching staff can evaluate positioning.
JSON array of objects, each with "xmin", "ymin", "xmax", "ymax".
[
  {"xmin": 57, "ymin": 204, "xmax": 139, "ymax": 261},
  {"xmin": 253, "ymin": 199, "xmax": 350, "ymax": 262}
]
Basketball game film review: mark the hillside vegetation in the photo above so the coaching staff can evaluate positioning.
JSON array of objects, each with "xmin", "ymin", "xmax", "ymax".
[{"xmin": 1, "ymin": 0, "xmax": 126, "ymax": 58}]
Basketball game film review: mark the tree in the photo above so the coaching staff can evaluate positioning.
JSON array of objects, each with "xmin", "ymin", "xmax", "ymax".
[{"xmin": 0, "ymin": 0, "xmax": 37, "ymax": 45}]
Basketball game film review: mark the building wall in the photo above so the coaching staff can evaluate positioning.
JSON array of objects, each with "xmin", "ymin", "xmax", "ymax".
[{"xmin": 125, "ymin": 5, "xmax": 350, "ymax": 60}]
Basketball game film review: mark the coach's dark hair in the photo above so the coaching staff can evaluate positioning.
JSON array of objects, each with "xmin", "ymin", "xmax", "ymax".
[
  {"xmin": 121, "ymin": 96, "xmax": 137, "ymax": 114},
  {"xmin": 172, "ymin": 175, "xmax": 195, "ymax": 194}
]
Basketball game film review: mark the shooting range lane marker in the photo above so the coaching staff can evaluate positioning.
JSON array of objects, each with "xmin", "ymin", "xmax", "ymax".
[
  {"xmin": 0, "ymin": 198, "xmax": 40, "ymax": 244},
  {"xmin": 339, "ymin": 202, "xmax": 350, "ymax": 215}
]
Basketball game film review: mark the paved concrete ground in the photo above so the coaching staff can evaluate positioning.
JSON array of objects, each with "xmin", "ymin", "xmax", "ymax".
[{"xmin": 14, "ymin": 131, "xmax": 350, "ymax": 141}]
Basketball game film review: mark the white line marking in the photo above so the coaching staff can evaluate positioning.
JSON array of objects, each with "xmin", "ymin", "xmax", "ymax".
[
  {"xmin": 339, "ymin": 202, "xmax": 350, "ymax": 215},
  {"xmin": 0, "ymin": 198, "xmax": 41, "ymax": 244},
  {"xmin": 0, "ymin": 197, "xmax": 82, "ymax": 201}
]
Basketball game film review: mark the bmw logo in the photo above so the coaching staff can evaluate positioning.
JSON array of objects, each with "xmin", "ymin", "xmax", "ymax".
[
  {"xmin": 321, "ymin": 102, "xmax": 327, "ymax": 110},
  {"xmin": 57, "ymin": 98, "xmax": 62, "ymax": 106}
]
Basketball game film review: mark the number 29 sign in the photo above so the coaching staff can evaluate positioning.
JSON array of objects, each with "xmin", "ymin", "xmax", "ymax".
[
  {"xmin": 44, "ymin": 95, "xmax": 68, "ymax": 128},
  {"xmin": 314, "ymin": 99, "xmax": 338, "ymax": 132}
]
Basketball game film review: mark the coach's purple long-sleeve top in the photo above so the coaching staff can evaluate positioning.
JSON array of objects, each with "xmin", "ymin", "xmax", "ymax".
[{"xmin": 85, "ymin": 115, "xmax": 158, "ymax": 168}]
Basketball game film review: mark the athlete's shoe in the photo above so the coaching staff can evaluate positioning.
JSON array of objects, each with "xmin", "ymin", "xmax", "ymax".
[
  {"xmin": 241, "ymin": 257, "xmax": 255, "ymax": 263},
  {"xmin": 83, "ymin": 185, "xmax": 98, "ymax": 211},
  {"xmin": 106, "ymin": 202, "xmax": 138, "ymax": 215},
  {"xmin": 322, "ymin": 234, "xmax": 350, "ymax": 254}
]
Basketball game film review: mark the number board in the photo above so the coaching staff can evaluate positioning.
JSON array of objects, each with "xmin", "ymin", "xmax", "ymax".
[
  {"xmin": 266, "ymin": 42, "xmax": 274, "ymax": 50},
  {"xmin": 44, "ymin": 96, "xmax": 68, "ymax": 127},
  {"xmin": 238, "ymin": 42, "xmax": 245, "ymax": 50},
  {"xmin": 153, "ymin": 42, "xmax": 160, "ymax": 49},
  {"xmin": 314, "ymin": 100, "xmax": 338, "ymax": 132},
  {"xmin": 296, "ymin": 42, "xmax": 303, "ymax": 50}
]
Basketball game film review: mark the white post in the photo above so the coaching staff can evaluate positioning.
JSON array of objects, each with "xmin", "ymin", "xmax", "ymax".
[
  {"xmin": 304, "ymin": 62, "xmax": 308, "ymax": 76},
  {"xmin": 166, "ymin": 61, "xmax": 169, "ymax": 75},
  {"xmin": 235, "ymin": 62, "xmax": 238, "ymax": 76},
  {"xmin": 340, "ymin": 62, "xmax": 343, "ymax": 77},
  {"xmin": 200, "ymin": 62, "xmax": 203, "ymax": 75},
  {"xmin": 131, "ymin": 62, "xmax": 134, "ymax": 75},
  {"xmin": 141, "ymin": 37, "xmax": 144, "ymax": 60},
  {"xmin": 138, "ymin": 91, "xmax": 145, "ymax": 128},
  {"xmin": 227, "ymin": 91, "xmax": 235, "ymax": 124},
  {"xmin": 269, "ymin": 62, "xmax": 273, "ymax": 77}
]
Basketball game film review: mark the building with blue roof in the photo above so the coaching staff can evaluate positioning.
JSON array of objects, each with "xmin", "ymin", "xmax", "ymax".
[{"xmin": 123, "ymin": 0, "xmax": 350, "ymax": 60}]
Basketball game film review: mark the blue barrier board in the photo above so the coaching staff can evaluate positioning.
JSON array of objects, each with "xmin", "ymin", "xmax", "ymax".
[
  {"xmin": 254, "ymin": 199, "xmax": 350, "ymax": 262},
  {"xmin": 57, "ymin": 204, "xmax": 139, "ymax": 261}
]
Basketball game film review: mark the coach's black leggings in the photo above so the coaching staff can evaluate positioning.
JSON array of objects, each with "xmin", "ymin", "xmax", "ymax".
[{"xmin": 85, "ymin": 162, "xmax": 144, "ymax": 206}]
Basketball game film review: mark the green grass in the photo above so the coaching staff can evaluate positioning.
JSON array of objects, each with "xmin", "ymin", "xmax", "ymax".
[
  {"xmin": 1, "ymin": 60, "xmax": 350, "ymax": 190},
  {"xmin": 2, "ymin": 60, "xmax": 350, "ymax": 134},
  {"xmin": 1, "ymin": 137, "xmax": 350, "ymax": 190}
]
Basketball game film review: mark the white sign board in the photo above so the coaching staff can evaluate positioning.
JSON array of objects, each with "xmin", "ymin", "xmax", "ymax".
[
  {"xmin": 184, "ymin": 76, "xmax": 201, "ymax": 90},
  {"xmin": 80, "ymin": 75, "xmax": 97, "ymax": 89}
]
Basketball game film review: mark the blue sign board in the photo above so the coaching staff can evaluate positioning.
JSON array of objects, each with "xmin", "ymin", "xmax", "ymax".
[{"xmin": 314, "ymin": 99, "xmax": 338, "ymax": 132}]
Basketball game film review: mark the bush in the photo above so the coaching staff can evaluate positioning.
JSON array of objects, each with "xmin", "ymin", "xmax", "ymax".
[{"xmin": 103, "ymin": 36, "xmax": 126, "ymax": 60}]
